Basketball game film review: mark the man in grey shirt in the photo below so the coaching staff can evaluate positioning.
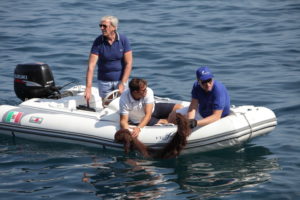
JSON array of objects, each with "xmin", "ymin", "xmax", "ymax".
[{"xmin": 119, "ymin": 78, "xmax": 183, "ymax": 137}]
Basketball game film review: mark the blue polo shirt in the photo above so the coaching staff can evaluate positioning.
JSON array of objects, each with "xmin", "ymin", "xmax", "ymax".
[
  {"xmin": 191, "ymin": 80, "xmax": 230, "ymax": 118},
  {"xmin": 91, "ymin": 32, "xmax": 132, "ymax": 81}
]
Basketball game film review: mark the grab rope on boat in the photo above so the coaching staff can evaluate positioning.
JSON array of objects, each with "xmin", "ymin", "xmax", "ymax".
[{"xmin": 241, "ymin": 112, "xmax": 253, "ymax": 142}]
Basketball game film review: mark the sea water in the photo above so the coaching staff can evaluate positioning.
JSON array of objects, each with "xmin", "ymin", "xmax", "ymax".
[{"xmin": 0, "ymin": 0, "xmax": 300, "ymax": 199}]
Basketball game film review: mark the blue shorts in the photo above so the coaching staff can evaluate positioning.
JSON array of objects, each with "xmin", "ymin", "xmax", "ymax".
[
  {"xmin": 97, "ymin": 80, "xmax": 128, "ymax": 98},
  {"xmin": 147, "ymin": 103, "xmax": 175, "ymax": 126}
]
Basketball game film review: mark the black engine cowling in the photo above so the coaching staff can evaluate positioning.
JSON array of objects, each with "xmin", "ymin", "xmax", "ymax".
[{"xmin": 14, "ymin": 63, "xmax": 56, "ymax": 101}]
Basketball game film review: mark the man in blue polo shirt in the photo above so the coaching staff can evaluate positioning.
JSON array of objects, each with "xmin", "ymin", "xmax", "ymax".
[
  {"xmin": 85, "ymin": 16, "xmax": 133, "ymax": 103},
  {"xmin": 187, "ymin": 66, "xmax": 230, "ymax": 128}
]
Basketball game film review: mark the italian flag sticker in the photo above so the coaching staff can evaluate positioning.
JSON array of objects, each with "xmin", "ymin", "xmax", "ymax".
[
  {"xmin": 5, "ymin": 111, "xmax": 23, "ymax": 123},
  {"xmin": 29, "ymin": 116, "xmax": 43, "ymax": 124}
]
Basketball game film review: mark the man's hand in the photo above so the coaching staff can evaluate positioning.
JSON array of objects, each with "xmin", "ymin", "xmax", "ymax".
[
  {"xmin": 84, "ymin": 87, "xmax": 92, "ymax": 103},
  {"xmin": 118, "ymin": 83, "xmax": 125, "ymax": 94},
  {"xmin": 188, "ymin": 119, "xmax": 197, "ymax": 129},
  {"xmin": 131, "ymin": 126, "xmax": 141, "ymax": 138}
]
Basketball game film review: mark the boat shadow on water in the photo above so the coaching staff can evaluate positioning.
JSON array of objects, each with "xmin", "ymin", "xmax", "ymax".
[
  {"xmin": 80, "ymin": 144, "xmax": 279, "ymax": 199},
  {"xmin": 0, "ymin": 133, "xmax": 280, "ymax": 199}
]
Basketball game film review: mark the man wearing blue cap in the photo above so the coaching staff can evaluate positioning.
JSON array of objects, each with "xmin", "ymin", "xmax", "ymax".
[{"xmin": 187, "ymin": 66, "xmax": 230, "ymax": 128}]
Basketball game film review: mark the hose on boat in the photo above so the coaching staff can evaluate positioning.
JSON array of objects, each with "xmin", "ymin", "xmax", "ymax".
[
  {"xmin": 47, "ymin": 80, "xmax": 80, "ymax": 99},
  {"xmin": 59, "ymin": 80, "xmax": 80, "ymax": 90}
]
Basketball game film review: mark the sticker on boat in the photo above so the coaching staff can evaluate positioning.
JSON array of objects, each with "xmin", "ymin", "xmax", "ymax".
[
  {"xmin": 5, "ymin": 111, "xmax": 23, "ymax": 124},
  {"xmin": 29, "ymin": 116, "xmax": 43, "ymax": 124}
]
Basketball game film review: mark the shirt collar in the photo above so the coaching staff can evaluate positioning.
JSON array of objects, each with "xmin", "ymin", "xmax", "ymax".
[
  {"xmin": 101, "ymin": 32, "xmax": 120, "ymax": 42},
  {"xmin": 128, "ymin": 90, "xmax": 137, "ymax": 103},
  {"xmin": 128, "ymin": 89, "xmax": 146, "ymax": 103}
]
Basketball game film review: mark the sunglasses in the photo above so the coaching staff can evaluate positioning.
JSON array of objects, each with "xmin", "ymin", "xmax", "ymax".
[
  {"xmin": 198, "ymin": 78, "xmax": 212, "ymax": 85},
  {"xmin": 133, "ymin": 87, "xmax": 147, "ymax": 95},
  {"xmin": 137, "ymin": 88, "xmax": 147, "ymax": 94},
  {"xmin": 99, "ymin": 24, "xmax": 108, "ymax": 28}
]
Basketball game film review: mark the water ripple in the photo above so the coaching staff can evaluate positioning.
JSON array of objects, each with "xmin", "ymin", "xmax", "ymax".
[{"xmin": 1, "ymin": 0, "xmax": 300, "ymax": 199}]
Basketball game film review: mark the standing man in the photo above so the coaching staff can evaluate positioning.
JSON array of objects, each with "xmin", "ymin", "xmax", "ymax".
[
  {"xmin": 85, "ymin": 16, "xmax": 133, "ymax": 103},
  {"xmin": 187, "ymin": 66, "xmax": 230, "ymax": 128},
  {"xmin": 119, "ymin": 78, "xmax": 183, "ymax": 138}
]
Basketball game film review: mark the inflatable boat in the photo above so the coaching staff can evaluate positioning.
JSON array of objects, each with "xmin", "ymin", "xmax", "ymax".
[{"xmin": 0, "ymin": 64, "xmax": 277, "ymax": 154}]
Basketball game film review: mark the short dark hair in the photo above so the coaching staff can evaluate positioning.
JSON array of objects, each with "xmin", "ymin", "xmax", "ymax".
[{"xmin": 129, "ymin": 78, "xmax": 147, "ymax": 92}]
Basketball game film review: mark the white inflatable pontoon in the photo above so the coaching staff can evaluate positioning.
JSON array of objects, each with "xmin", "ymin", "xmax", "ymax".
[{"xmin": 0, "ymin": 64, "xmax": 277, "ymax": 154}]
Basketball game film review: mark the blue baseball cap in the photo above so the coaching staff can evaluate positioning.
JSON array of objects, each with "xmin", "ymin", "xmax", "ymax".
[{"xmin": 196, "ymin": 66, "xmax": 214, "ymax": 81}]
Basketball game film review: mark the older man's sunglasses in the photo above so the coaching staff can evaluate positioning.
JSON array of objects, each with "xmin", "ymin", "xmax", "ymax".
[{"xmin": 99, "ymin": 24, "xmax": 108, "ymax": 28}]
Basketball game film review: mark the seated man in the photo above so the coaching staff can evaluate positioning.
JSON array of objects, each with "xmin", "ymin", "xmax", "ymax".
[
  {"xmin": 119, "ymin": 78, "xmax": 183, "ymax": 137},
  {"xmin": 187, "ymin": 66, "xmax": 230, "ymax": 128}
]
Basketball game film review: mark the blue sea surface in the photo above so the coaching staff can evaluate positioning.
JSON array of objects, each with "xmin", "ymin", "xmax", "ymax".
[{"xmin": 1, "ymin": 0, "xmax": 300, "ymax": 199}]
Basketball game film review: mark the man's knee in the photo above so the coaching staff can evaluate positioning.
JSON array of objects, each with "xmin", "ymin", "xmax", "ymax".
[{"xmin": 173, "ymin": 103, "xmax": 183, "ymax": 111}]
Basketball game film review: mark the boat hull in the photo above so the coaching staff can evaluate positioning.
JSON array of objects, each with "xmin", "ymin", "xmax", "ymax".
[{"xmin": 0, "ymin": 86, "xmax": 277, "ymax": 154}]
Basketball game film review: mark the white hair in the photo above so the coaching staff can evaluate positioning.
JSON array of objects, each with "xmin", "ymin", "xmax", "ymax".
[{"xmin": 101, "ymin": 16, "xmax": 119, "ymax": 29}]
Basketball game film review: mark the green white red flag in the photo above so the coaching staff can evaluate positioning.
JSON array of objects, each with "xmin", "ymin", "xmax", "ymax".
[{"xmin": 5, "ymin": 111, "xmax": 23, "ymax": 123}]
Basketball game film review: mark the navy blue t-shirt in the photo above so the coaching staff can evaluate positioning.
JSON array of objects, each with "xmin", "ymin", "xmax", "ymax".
[
  {"xmin": 191, "ymin": 80, "xmax": 230, "ymax": 118},
  {"xmin": 91, "ymin": 33, "xmax": 131, "ymax": 81}
]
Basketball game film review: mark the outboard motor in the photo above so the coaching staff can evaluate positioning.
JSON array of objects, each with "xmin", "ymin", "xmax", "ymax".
[{"xmin": 14, "ymin": 63, "xmax": 57, "ymax": 101}]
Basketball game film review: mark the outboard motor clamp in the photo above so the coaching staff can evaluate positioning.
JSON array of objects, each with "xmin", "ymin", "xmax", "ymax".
[{"xmin": 14, "ymin": 63, "xmax": 57, "ymax": 101}]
